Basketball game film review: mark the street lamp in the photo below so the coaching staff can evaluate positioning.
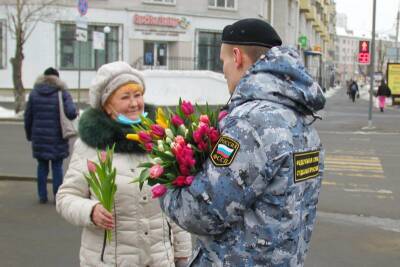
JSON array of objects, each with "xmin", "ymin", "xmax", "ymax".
[{"xmin": 103, "ymin": 26, "xmax": 111, "ymax": 63}]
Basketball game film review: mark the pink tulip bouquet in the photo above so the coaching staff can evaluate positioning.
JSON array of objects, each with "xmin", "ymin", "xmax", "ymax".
[
  {"xmin": 126, "ymin": 99, "xmax": 222, "ymax": 199},
  {"xmin": 84, "ymin": 145, "xmax": 117, "ymax": 247}
]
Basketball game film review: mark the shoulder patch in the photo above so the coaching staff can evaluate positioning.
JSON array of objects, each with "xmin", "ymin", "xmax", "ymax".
[
  {"xmin": 293, "ymin": 150, "xmax": 320, "ymax": 183},
  {"xmin": 210, "ymin": 136, "xmax": 240, "ymax": 167}
]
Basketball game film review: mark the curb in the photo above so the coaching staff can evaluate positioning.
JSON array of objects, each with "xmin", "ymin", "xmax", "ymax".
[
  {"xmin": 0, "ymin": 175, "xmax": 53, "ymax": 182},
  {"xmin": 0, "ymin": 118, "xmax": 23, "ymax": 123}
]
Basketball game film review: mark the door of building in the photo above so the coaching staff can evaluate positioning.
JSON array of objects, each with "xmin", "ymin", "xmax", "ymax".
[{"xmin": 143, "ymin": 42, "xmax": 168, "ymax": 69}]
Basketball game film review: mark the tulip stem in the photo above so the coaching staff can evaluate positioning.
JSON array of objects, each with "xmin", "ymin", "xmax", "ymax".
[{"xmin": 100, "ymin": 230, "xmax": 107, "ymax": 262}]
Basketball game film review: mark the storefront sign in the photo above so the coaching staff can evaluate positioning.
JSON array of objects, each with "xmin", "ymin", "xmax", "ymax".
[
  {"xmin": 133, "ymin": 14, "xmax": 190, "ymax": 30},
  {"xmin": 387, "ymin": 63, "xmax": 400, "ymax": 105}
]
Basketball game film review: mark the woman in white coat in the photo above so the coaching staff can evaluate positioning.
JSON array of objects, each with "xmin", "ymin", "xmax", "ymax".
[{"xmin": 56, "ymin": 61, "xmax": 191, "ymax": 267}]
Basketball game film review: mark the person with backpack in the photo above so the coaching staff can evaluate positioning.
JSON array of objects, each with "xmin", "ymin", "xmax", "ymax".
[{"xmin": 349, "ymin": 80, "xmax": 359, "ymax": 103}]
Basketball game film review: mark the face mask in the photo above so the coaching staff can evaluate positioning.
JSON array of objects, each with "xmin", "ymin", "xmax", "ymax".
[{"xmin": 116, "ymin": 112, "xmax": 148, "ymax": 125}]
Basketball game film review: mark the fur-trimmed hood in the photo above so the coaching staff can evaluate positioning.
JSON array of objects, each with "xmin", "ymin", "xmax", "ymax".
[
  {"xmin": 34, "ymin": 75, "xmax": 67, "ymax": 95},
  {"xmin": 78, "ymin": 108, "xmax": 145, "ymax": 154}
]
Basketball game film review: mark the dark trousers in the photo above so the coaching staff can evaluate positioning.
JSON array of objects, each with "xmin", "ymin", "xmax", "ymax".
[{"xmin": 37, "ymin": 159, "xmax": 63, "ymax": 201}]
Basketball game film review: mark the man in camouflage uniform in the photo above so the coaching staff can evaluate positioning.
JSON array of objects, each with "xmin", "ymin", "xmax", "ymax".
[{"xmin": 160, "ymin": 18, "xmax": 326, "ymax": 266}]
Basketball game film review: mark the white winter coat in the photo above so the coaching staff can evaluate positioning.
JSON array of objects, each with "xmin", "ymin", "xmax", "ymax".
[{"xmin": 56, "ymin": 139, "xmax": 192, "ymax": 266}]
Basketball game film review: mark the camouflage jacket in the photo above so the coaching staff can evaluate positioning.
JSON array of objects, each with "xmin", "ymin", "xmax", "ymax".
[{"xmin": 160, "ymin": 46, "xmax": 326, "ymax": 267}]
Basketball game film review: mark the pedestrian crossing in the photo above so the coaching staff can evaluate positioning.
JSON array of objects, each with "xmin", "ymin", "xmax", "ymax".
[
  {"xmin": 322, "ymin": 154, "xmax": 393, "ymax": 199},
  {"xmin": 324, "ymin": 154, "xmax": 384, "ymax": 179}
]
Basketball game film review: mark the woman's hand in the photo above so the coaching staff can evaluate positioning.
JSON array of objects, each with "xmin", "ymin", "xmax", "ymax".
[{"xmin": 91, "ymin": 203, "xmax": 114, "ymax": 230}]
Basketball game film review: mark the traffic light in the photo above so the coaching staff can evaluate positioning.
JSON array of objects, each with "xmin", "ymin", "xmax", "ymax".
[{"xmin": 358, "ymin": 40, "xmax": 370, "ymax": 64}]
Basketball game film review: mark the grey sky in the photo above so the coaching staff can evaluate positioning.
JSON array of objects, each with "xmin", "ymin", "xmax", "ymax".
[{"xmin": 335, "ymin": 0, "xmax": 399, "ymax": 35}]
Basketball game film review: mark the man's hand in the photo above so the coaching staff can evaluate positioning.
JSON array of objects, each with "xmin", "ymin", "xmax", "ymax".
[{"xmin": 91, "ymin": 203, "xmax": 114, "ymax": 230}]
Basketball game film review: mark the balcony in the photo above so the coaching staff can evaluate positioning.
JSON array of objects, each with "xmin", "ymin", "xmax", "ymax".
[
  {"xmin": 305, "ymin": 6, "xmax": 317, "ymax": 21},
  {"xmin": 300, "ymin": 0, "xmax": 312, "ymax": 13}
]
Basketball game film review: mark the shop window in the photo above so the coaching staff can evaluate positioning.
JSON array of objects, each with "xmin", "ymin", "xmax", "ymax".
[
  {"xmin": 59, "ymin": 24, "xmax": 119, "ymax": 70},
  {"xmin": 144, "ymin": 42, "xmax": 167, "ymax": 67},
  {"xmin": 0, "ymin": 21, "xmax": 4, "ymax": 69},
  {"xmin": 208, "ymin": 0, "xmax": 236, "ymax": 9},
  {"xmin": 197, "ymin": 31, "xmax": 222, "ymax": 72}
]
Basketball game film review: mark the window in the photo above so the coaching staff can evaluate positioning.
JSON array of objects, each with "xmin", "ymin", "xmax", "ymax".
[
  {"xmin": 208, "ymin": 0, "xmax": 236, "ymax": 9},
  {"xmin": 0, "ymin": 21, "xmax": 5, "ymax": 69},
  {"xmin": 197, "ymin": 31, "xmax": 222, "ymax": 72},
  {"xmin": 59, "ymin": 24, "xmax": 119, "ymax": 70},
  {"xmin": 143, "ymin": 42, "xmax": 167, "ymax": 67}
]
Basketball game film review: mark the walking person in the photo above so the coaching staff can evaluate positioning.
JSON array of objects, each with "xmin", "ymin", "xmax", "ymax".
[
  {"xmin": 376, "ymin": 80, "xmax": 391, "ymax": 112},
  {"xmin": 349, "ymin": 80, "xmax": 359, "ymax": 103},
  {"xmin": 159, "ymin": 18, "xmax": 326, "ymax": 266},
  {"xmin": 56, "ymin": 61, "xmax": 192, "ymax": 266},
  {"xmin": 24, "ymin": 67, "xmax": 78, "ymax": 204}
]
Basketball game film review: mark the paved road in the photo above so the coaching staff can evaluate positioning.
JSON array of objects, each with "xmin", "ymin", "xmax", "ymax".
[{"xmin": 1, "ymin": 87, "xmax": 400, "ymax": 266}]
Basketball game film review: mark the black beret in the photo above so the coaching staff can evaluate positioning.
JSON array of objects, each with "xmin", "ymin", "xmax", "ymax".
[
  {"xmin": 44, "ymin": 67, "xmax": 59, "ymax": 77},
  {"xmin": 222, "ymin": 18, "xmax": 282, "ymax": 48}
]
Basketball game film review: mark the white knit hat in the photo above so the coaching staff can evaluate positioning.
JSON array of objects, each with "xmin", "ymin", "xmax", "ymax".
[{"xmin": 89, "ymin": 61, "xmax": 146, "ymax": 109}]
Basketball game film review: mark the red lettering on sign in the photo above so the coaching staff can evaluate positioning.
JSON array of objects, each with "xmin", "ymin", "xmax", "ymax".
[{"xmin": 134, "ymin": 15, "xmax": 180, "ymax": 28}]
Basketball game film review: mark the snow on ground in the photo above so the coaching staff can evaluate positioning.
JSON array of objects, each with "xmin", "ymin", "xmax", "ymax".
[
  {"xmin": 323, "ymin": 85, "xmax": 341, "ymax": 99},
  {"xmin": 0, "ymin": 106, "xmax": 18, "ymax": 118}
]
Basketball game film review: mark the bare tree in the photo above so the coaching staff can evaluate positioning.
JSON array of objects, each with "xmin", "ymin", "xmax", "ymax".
[{"xmin": 4, "ymin": 0, "xmax": 58, "ymax": 114}]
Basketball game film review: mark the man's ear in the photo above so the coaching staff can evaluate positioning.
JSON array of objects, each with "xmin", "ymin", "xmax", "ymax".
[{"xmin": 232, "ymin": 47, "xmax": 242, "ymax": 68}]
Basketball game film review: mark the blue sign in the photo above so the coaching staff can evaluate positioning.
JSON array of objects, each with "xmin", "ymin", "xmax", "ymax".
[{"xmin": 77, "ymin": 0, "xmax": 88, "ymax": 16}]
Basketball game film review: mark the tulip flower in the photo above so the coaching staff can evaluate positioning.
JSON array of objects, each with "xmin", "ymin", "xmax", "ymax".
[
  {"xmin": 199, "ymin": 115, "xmax": 210, "ymax": 125},
  {"xmin": 171, "ymin": 114, "xmax": 184, "ymax": 126},
  {"xmin": 157, "ymin": 140, "xmax": 164, "ymax": 152},
  {"xmin": 172, "ymin": 176, "xmax": 186, "ymax": 187},
  {"xmin": 126, "ymin": 133, "xmax": 140, "ymax": 142},
  {"xmin": 181, "ymin": 100, "xmax": 194, "ymax": 116},
  {"xmin": 151, "ymin": 124, "xmax": 165, "ymax": 138},
  {"xmin": 87, "ymin": 160, "xmax": 97, "ymax": 173},
  {"xmin": 144, "ymin": 142, "xmax": 153, "ymax": 152},
  {"xmin": 151, "ymin": 184, "xmax": 167, "ymax": 198},
  {"xmin": 100, "ymin": 151, "xmax": 107, "ymax": 163},
  {"xmin": 165, "ymin": 137, "xmax": 173, "ymax": 144},
  {"xmin": 156, "ymin": 108, "xmax": 168, "ymax": 129},
  {"xmin": 138, "ymin": 131, "xmax": 152, "ymax": 143},
  {"xmin": 185, "ymin": 176, "xmax": 194, "ymax": 186},
  {"xmin": 218, "ymin": 110, "xmax": 228, "ymax": 121},
  {"xmin": 153, "ymin": 157, "xmax": 163, "ymax": 164},
  {"xmin": 149, "ymin": 164, "xmax": 164, "ymax": 179},
  {"xmin": 165, "ymin": 128, "xmax": 174, "ymax": 139}
]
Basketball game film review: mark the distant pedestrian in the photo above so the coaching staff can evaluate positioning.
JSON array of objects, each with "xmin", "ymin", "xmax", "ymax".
[
  {"xmin": 24, "ymin": 67, "xmax": 78, "ymax": 204},
  {"xmin": 349, "ymin": 80, "xmax": 359, "ymax": 103},
  {"xmin": 376, "ymin": 80, "xmax": 391, "ymax": 112}
]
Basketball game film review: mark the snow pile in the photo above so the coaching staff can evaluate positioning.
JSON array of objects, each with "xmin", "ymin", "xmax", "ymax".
[{"xmin": 142, "ymin": 70, "xmax": 230, "ymax": 106}]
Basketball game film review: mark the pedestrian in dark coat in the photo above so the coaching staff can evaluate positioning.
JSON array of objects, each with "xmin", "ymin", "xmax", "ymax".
[
  {"xmin": 24, "ymin": 67, "xmax": 77, "ymax": 203},
  {"xmin": 349, "ymin": 80, "xmax": 359, "ymax": 103},
  {"xmin": 376, "ymin": 80, "xmax": 391, "ymax": 112}
]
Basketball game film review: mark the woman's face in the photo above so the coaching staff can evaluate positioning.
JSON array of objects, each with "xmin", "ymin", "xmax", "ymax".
[{"xmin": 104, "ymin": 85, "xmax": 144, "ymax": 121}]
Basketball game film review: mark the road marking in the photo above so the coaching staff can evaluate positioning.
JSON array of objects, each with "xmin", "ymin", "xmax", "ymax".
[
  {"xmin": 318, "ymin": 211, "xmax": 400, "ymax": 233},
  {"xmin": 319, "ymin": 130, "xmax": 400, "ymax": 135},
  {"xmin": 326, "ymin": 172, "xmax": 384, "ymax": 179},
  {"xmin": 325, "ymin": 154, "xmax": 384, "ymax": 179},
  {"xmin": 343, "ymin": 188, "xmax": 392, "ymax": 194}
]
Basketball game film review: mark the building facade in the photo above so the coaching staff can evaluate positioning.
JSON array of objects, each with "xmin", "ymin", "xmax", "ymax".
[
  {"xmin": 0, "ymin": 0, "xmax": 336, "ymax": 91},
  {"xmin": 335, "ymin": 13, "xmax": 396, "ymax": 85}
]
